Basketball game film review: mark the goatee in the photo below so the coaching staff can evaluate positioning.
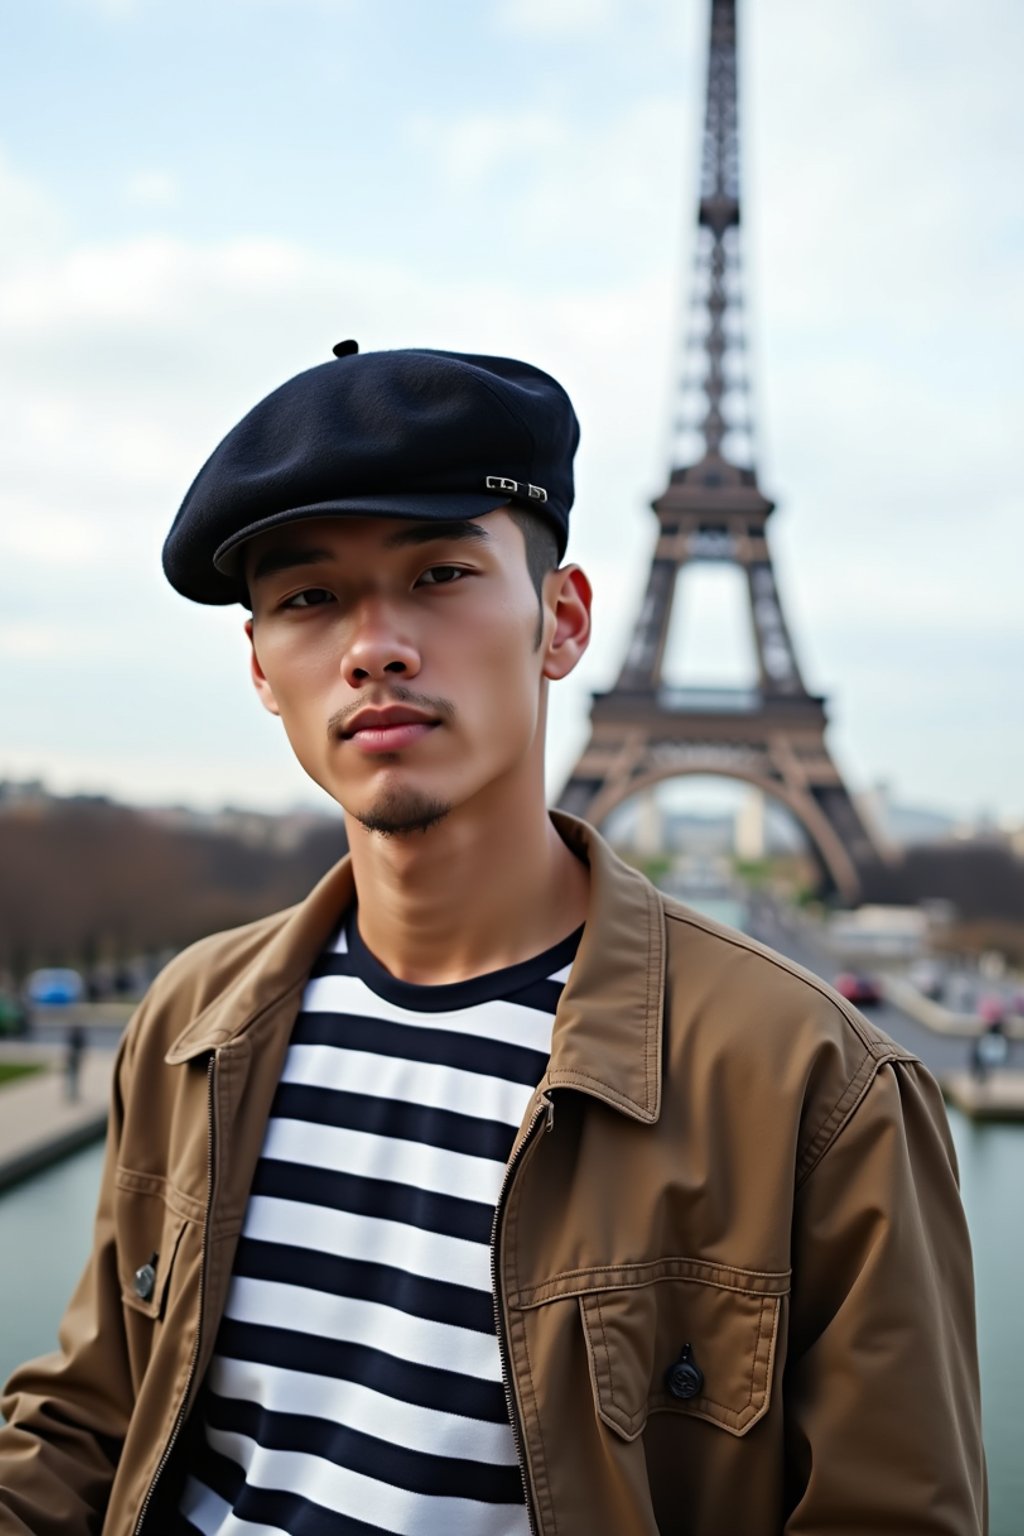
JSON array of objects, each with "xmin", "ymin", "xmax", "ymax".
[{"xmin": 354, "ymin": 785, "xmax": 453, "ymax": 838}]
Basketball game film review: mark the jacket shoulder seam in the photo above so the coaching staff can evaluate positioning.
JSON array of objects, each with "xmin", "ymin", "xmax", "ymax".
[
  {"xmin": 796, "ymin": 1048, "xmax": 877, "ymax": 1186},
  {"xmin": 796, "ymin": 1049, "xmax": 916, "ymax": 1187},
  {"xmin": 662, "ymin": 903, "xmax": 917, "ymax": 1064}
]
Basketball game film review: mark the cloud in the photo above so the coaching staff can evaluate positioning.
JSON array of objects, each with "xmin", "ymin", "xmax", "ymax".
[
  {"xmin": 494, "ymin": 0, "xmax": 618, "ymax": 35},
  {"xmin": 0, "ymin": 149, "xmax": 65, "ymax": 270},
  {"xmin": 410, "ymin": 109, "xmax": 566, "ymax": 189},
  {"xmin": 405, "ymin": 93, "xmax": 691, "ymax": 341},
  {"xmin": 0, "ymin": 503, "xmax": 111, "ymax": 568},
  {"xmin": 746, "ymin": 0, "xmax": 1024, "ymax": 341},
  {"xmin": 123, "ymin": 170, "xmax": 180, "ymax": 209}
]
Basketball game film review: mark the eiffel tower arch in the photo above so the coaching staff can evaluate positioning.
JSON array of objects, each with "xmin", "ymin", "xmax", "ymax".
[{"xmin": 558, "ymin": 0, "xmax": 887, "ymax": 905}]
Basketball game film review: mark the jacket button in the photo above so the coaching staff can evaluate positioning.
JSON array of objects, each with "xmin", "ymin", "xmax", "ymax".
[
  {"xmin": 133, "ymin": 1259, "xmax": 157, "ymax": 1301},
  {"xmin": 666, "ymin": 1344, "xmax": 704, "ymax": 1401}
]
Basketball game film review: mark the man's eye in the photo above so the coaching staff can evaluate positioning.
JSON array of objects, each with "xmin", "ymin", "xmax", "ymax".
[
  {"xmin": 417, "ymin": 565, "xmax": 465, "ymax": 586},
  {"xmin": 283, "ymin": 588, "xmax": 334, "ymax": 609}
]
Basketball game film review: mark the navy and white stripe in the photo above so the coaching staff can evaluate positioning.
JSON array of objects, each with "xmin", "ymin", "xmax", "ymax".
[{"xmin": 177, "ymin": 908, "xmax": 580, "ymax": 1536}]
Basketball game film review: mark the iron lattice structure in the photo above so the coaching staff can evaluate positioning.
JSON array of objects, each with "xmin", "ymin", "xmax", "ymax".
[{"xmin": 558, "ymin": 0, "xmax": 886, "ymax": 902}]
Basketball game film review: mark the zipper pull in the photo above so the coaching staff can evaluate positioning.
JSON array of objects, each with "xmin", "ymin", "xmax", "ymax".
[{"xmin": 544, "ymin": 1093, "xmax": 555, "ymax": 1133}]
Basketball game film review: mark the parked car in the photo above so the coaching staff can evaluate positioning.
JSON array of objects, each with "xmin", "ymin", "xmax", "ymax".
[
  {"xmin": 977, "ymin": 994, "xmax": 1007, "ymax": 1027},
  {"xmin": 833, "ymin": 972, "xmax": 882, "ymax": 1007},
  {"xmin": 24, "ymin": 967, "xmax": 85, "ymax": 1007}
]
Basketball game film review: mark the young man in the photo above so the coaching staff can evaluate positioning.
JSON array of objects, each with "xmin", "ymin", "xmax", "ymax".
[{"xmin": 1, "ymin": 346, "xmax": 986, "ymax": 1534}]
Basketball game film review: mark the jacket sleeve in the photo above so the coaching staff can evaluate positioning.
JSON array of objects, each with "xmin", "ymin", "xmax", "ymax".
[
  {"xmin": 783, "ymin": 1057, "xmax": 988, "ymax": 1535},
  {"xmin": 0, "ymin": 1025, "xmax": 137, "ymax": 1536}
]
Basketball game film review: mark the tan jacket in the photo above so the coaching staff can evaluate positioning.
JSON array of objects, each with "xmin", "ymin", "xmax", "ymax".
[{"xmin": 0, "ymin": 814, "xmax": 986, "ymax": 1535}]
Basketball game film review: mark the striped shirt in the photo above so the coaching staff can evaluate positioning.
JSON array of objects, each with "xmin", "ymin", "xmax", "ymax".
[{"xmin": 176, "ymin": 906, "xmax": 582, "ymax": 1536}]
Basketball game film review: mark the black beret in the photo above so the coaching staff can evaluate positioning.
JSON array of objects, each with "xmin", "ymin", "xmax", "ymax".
[{"xmin": 162, "ymin": 343, "xmax": 580, "ymax": 605}]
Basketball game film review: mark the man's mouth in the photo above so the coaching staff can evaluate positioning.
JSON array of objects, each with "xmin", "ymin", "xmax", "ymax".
[{"xmin": 340, "ymin": 706, "xmax": 440, "ymax": 754}]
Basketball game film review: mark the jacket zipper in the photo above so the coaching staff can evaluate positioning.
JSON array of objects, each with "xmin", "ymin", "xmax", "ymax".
[
  {"xmin": 490, "ymin": 1090, "xmax": 555, "ymax": 1536},
  {"xmin": 132, "ymin": 1053, "xmax": 217, "ymax": 1536}
]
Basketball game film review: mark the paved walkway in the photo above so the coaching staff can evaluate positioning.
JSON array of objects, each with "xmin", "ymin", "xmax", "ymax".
[
  {"xmin": 0, "ymin": 1044, "xmax": 114, "ymax": 1191},
  {"xmin": 942, "ymin": 1070, "xmax": 1024, "ymax": 1122}
]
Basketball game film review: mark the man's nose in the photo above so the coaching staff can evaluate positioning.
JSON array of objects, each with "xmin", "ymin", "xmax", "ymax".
[{"xmin": 341, "ymin": 599, "xmax": 421, "ymax": 686}]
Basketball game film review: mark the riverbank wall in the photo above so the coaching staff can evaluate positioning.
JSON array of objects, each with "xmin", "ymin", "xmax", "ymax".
[{"xmin": 0, "ymin": 1045, "xmax": 112, "ymax": 1193}]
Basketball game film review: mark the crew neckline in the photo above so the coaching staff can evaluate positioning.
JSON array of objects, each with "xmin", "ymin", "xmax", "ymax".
[{"xmin": 343, "ymin": 906, "xmax": 584, "ymax": 1013}]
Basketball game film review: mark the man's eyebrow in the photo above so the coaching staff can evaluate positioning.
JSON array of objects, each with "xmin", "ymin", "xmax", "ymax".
[
  {"xmin": 248, "ymin": 520, "xmax": 491, "ymax": 584},
  {"xmin": 249, "ymin": 545, "xmax": 333, "ymax": 583},
  {"xmin": 382, "ymin": 520, "xmax": 492, "ymax": 550}
]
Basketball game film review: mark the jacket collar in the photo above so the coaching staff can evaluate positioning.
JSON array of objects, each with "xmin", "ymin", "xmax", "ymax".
[
  {"xmin": 166, "ymin": 811, "xmax": 664, "ymax": 1124},
  {"xmin": 543, "ymin": 813, "xmax": 663, "ymax": 1122}
]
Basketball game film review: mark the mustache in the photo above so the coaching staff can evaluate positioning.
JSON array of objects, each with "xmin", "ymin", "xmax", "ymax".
[{"xmin": 327, "ymin": 686, "xmax": 456, "ymax": 740}]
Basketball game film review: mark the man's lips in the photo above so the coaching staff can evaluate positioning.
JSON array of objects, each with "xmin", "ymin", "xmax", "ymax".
[{"xmin": 340, "ymin": 706, "xmax": 440, "ymax": 754}]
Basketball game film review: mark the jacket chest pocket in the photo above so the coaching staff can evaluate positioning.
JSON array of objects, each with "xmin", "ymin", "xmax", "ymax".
[
  {"xmin": 578, "ymin": 1262, "xmax": 789, "ymax": 1442},
  {"xmin": 115, "ymin": 1169, "xmax": 199, "ymax": 1323}
]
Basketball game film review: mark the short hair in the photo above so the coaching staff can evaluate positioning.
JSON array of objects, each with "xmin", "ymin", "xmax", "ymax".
[{"xmin": 507, "ymin": 506, "xmax": 560, "ymax": 603}]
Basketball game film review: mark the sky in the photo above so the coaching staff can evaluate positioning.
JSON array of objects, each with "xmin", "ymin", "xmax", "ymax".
[{"xmin": 1, "ymin": 0, "xmax": 1022, "ymax": 826}]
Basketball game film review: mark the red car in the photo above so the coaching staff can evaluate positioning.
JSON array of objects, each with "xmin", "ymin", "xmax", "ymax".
[
  {"xmin": 833, "ymin": 972, "xmax": 882, "ymax": 1007},
  {"xmin": 978, "ymin": 994, "xmax": 1007, "ymax": 1027}
]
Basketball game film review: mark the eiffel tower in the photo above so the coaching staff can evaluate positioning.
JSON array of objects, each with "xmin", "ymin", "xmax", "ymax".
[{"xmin": 558, "ymin": 0, "xmax": 886, "ymax": 903}]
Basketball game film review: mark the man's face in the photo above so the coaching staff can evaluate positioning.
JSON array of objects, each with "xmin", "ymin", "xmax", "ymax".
[{"xmin": 244, "ymin": 509, "xmax": 589, "ymax": 836}]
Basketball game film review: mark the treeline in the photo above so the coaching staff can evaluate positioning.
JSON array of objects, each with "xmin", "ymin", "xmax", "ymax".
[
  {"xmin": 878, "ymin": 842, "xmax": 1024, "ymax": 921},
  {"xmin": 0, "ymin": 800, "xmax": 348, "ymax": 979},
  {"xmin": 881, "ymin": 843, "xmax": 1024, "ymax": 967},
  {"xmin": 3, "ymin": 794, "xmax": 1021, "ymax": 981}
]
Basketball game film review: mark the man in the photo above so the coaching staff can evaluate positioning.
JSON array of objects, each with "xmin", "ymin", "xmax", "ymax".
[{"xmin": 0, "ymin": 345, "xmax": 986, "ymax": 1534}]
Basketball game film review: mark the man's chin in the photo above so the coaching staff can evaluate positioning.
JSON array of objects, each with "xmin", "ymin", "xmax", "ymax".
[{"xmin": 350, "ymin": 787, "xmax": 453, "ymax": 838}]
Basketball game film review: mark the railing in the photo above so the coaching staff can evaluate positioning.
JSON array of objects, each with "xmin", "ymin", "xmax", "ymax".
[{"xmin": 656, "ymin": 686, "xmax": 761, "ymax": 712}]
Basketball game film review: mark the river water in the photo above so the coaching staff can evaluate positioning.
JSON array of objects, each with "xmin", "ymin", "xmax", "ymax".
[{"xmin": 1, "ymin": 1119, "xmax": 1021, "ymax": 1532}]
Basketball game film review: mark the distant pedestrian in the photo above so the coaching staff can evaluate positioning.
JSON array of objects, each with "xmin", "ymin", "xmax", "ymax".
[
  {"xmin": 969, "ymin": 1018, "xmax": 1009, "ymax": 1083},
  {"xmin": 64, "ymin": 1021, "xmax": 86, "ymax": 1101}
]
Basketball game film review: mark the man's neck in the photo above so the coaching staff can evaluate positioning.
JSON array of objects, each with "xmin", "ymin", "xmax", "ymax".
[{"xmin": 343, "ymin": 785, "xmax": 590, "ymax": 986}]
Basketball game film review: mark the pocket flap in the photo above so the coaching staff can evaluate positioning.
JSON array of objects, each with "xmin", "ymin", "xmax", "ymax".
[
  {"xmin": 580, "ymin": 1272, "xmax": 785, "ymax": 1441},
  {"xmin": 117, "ymin": 1196, "xmax": 189, "ymax": 1321}
]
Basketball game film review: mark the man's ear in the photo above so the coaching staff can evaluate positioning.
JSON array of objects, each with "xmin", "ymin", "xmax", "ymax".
[
  {"xmin": 541, "ymin": 565, "xmax": 592, "ymax": 682},
  {"xmin": 245, "ymin": 617, "xmax": 281, "ymax": 717}
]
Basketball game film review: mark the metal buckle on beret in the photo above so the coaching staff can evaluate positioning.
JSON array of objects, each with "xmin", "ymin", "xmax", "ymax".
[{"xmin": 485, "ymin": 475, "xmax": 548, "ymax": 504}]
